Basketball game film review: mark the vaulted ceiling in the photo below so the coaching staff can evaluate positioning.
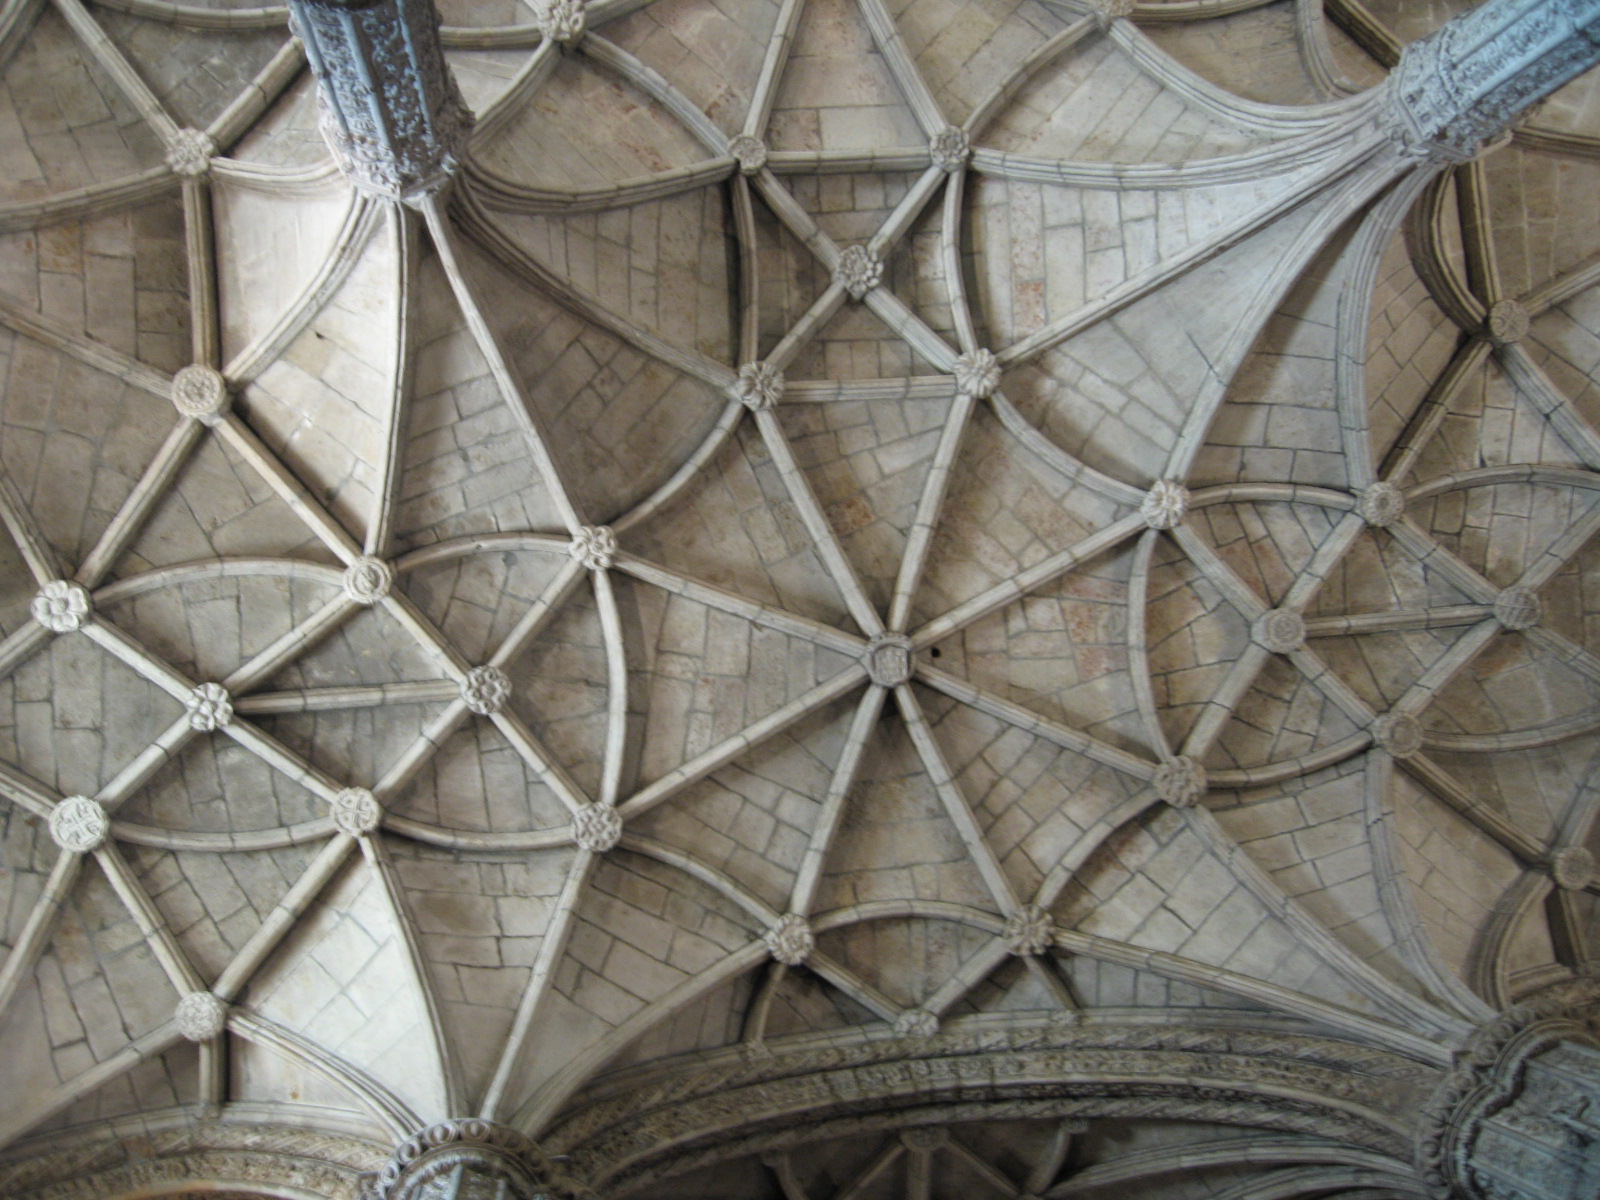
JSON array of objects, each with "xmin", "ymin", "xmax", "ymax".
[{"xmin": 0, "ymin": 0, "xmax": 1598, "ymax": 1197}]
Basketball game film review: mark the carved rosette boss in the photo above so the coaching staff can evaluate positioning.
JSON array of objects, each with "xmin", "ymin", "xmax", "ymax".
[{"xmin": 288, "ymin": 0, "xmax": 474, "ymax": 200}]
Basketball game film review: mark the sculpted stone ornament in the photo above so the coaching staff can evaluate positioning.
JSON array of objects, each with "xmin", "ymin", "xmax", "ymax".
[
  {"xmin": 1415, "ymin": 978, "xmax": 1600, "ymax": 1200},
  {"xmin": 1371, "ymin": 712, "xmax": 1424, "ymax": 759},
  {"xmin": 186, "ymin": 682, "xmax": 234, "ymax": 732},
  {"xmin": 1087, "ymin": 0, "xmax": 1136, "ymax": 25},
  {"xmin": 1384, "ymin": 0, "xmax": 1600, "ymax": 163},
  {"xmin": 834, "ymin": 244, "xmax": 882, "ymax": 301},
  {"xmin": 342, "ymin": 556, "xmax": 393, "ymax": 605},
  {"xmin": 865, "ymin": 634, "xmax": 914, "ymax": 688},
  {"xmin": 461, "ymin": 665, "xmax": 512, "ymax": 716},
  {"xmin": 1140, "ymin": 478, "xmax": 1189, "ymax": 530},
  {"xmin": 368, "ymin": 1119, "xmax": 583, "ymax": 1200},
  {"xmin": 572, "ymin": 803, "xmax": 622, "ymax": 853},
  {"xmin": 32, "ymin": 579, "xmax": 91, "ymax": 634},
  {"xmin": 1550, "ymin": 846, "xmax": 1595, "ymax": 891},
  {"xmin": 1493, "ymin": 586, "xmax": 1542, "ymax": 631},
  {"xmin": 1252, "ymin": 608, "xmax": 1305, "ymax": 654},
  {"xmin": 569, "ymin": 525, "xmax": 616, "ymax": 571},
  {"xmin": 894, "ymin": 1008, "xmax": 938, "ymax": 1038},
  {"xmin": 48, "ymin": 796, "xmax": 109, "ymax": 853},
  {"xmin": 1487, "ymin": 298, "xmax": 1530, "ymax": 345},
  {"xmin": 533, "ymin": 0, "xmax": 585, "ymax": 44},
  {"xmin": 165, "ymin": 127, "xmax": 216, "ymax": 177},
  {"xmin": 171, "ymin": 364, "xmax": 230, "ymax": 425},
  {"xmin": 1154, "ymin": 755, "xmax": 1206, "ymax": 807},
  {"xmin": 928, "ymin": 125, "xmax": 971, "ymax": 172},
  {"xmin": 728, "ymin": 134, "xmax": 767, "ymax": 175},
  {"xmin": 1357, "ymin": 481, "xmax": 1405, "ymax": 528},
  {"xmin": 733, "ymin": 361, "xmax": 784, "ymax": 411},
  {"xmin": 174, "ymin": 991, "xmax": 229, "ymax": 1042},
  {"xmin": 1003, "ymin": 904, "xmax": 1055, "ymax": 956},
  {"xmin": 900, "ymin": 1126, "xmax": 949, "ymax": 1151},
  {"xmin": 951, "ymin": 348, "xmax": 1001, "ymax": 399},
  {"xmin": 331, "ymin": 786, "xmax": 381, "ymax": 836},
  {"xmin": 765, "ymin": 912, "xmax": 814, "ymax": 966},
  {"xmin": 288, "ymin": 0, "xmax": 473, "ymax": 199}
]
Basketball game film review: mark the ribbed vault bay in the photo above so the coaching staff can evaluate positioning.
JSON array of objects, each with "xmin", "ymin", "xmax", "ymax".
[{"xmin": 0, "ymin": 0, "xmax": 1598, "ymax": 1198}]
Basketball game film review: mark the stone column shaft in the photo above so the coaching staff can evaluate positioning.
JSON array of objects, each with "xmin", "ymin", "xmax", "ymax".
[
  {"xmin": 288, "ymin": 0, "xmax": 472, "ymax": 199},
  {"xmin": 1387, "ymin": 0, "xmax": 1600, "ymax": 160}
]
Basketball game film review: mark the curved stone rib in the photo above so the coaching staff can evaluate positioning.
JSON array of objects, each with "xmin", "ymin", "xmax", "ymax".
[
  {"xmin": 618, "ymin": 668, "xmax": 869, "ymax": 820},
  {"xmin": 224, "ymin": 193, "xmax": 377, "ymax": 385},
  {"xmin": 468, "ymin": 36, "xmax": 559, "ymax": 148},
  {"xmin": 230, "ymin": 1011, "xmax": 419, "ymax": 1139},
  {"xmin": 215, "ymin": 416, "xmax": 362, "ymax": 562},
  {"xmin": 108, "ymin": 817, "xmax": 336, "ymax": 851},
  {"xmin": 740, "ymin": 0, "xmax": 804, "ymax": 141},
  {"xmin": 915, "ymin": 938, "xmax": 1010, "ymax": 1021},
  {"xmin": 1334, "ymin": 170, "xmax": 1439, "ymax": 490},
  {"xmin": 807, "ymin": 951, "xmax": 903, "ymax": 1023},
  {"xmin": 1379, "ymin": 338, "xmax": 1494, "ymax": 484},
  {"xmin": 580, "ymin": 34, "xmax": 727, "ymax": 154},
  {"xmin": 208, "ymin": 38, "xmax": 304, "ymax": 154},
  {"xmin": 855, "ymin": 0, "xmax": 945, "ymax": 137},
  {"xmin": 1521, "ymin": 246, "xmax": 1600, "ymax": 315},
  {"xmin": 0, "ymin": 289, "xmax": 173, "ymax": 397},
  {"xmin": 0, "ymin": 1022, "xmax": 185, "ymax": 1152},
  {"xmin": 1051, "ymin": 1138, "xmax": 1412, "ymax": 1196},
  {"xmin": 1405, "ymin": 171, "xmax": 1488, "ymax": 333},
  {"xmin": 0, "ymin": 854, "xmax": 82, "ymax": 1030},
  {"xmin": 464, "ymin": 159, "xmax": 735, "ymax": 215},
  {"xmin": 86, "ymin": 0, "xmax": 288, "ymax": 30},
  {"xmin": 889, "ymin": 392, "xmax": 977, "ymax": 632},
  {"xmin": 54, "ymin": 0, "xmax": 182, "ymax": 144},
  {"xmin": 366, "ymin": 206, "xmax": 418, "ymax": 559},
  {"xmin": 1361, "ymin": 756, "xmax": 1499, "ymax": 1026},
  {"xmin": 0, "ymin": 166, "xmax": 175, "ymax": 234},
  {"xmin": 75, "ymin": 420, "xmax": 205, "ymax": 590},
  {"xmin": 789, "ymin": 686, "xmax": 887, "ymax": 917},
  {"xmin": 591, "ymin": 569, "xmax": 630, "ymax": 808},
  {"xmin": 964, "ymin": 16, "xmax": 1097, "ymax": 139},
  {"xmin": 1467, "ymin": 871, "xmax": 1551, "ymax": 1010}
]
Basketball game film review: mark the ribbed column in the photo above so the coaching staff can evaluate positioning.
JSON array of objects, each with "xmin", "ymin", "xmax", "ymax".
[
  {"xmin": 1386, "ymin": 0, "xmax": 1600, "ymax": 161},
  {"xmin": 362, "ymin": 1120, "xmax": 584, "ymax": 1200},
  {"xmin": 287, "ymin": 0, "xmax": 472, "ymax": 199},
  {"xmin": 1417, "ymin": 979, "xmax": 1600, "ymax": 1200}
]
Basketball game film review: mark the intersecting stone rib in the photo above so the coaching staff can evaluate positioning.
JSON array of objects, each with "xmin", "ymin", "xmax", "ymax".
[
  {"xmin": 74, "ymin": 420, "xmax": 204, "ymax": 588},
  {"xmin": 790, "ymin": 686, "xmax": 887, "ymax": 917}
]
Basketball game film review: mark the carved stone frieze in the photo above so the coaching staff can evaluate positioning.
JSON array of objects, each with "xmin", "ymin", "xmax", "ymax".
[
  {"xmin": 366, "ymin": 1119, "xmax": 588, "ymax": 1200},
  {"xmin": 288, "ymin": 0, "xmax": 474, "ymax": 199}
]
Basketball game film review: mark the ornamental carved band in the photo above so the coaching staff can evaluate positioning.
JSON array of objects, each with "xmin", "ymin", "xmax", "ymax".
[
  {"xmin": 365, "ymin": 1118, "xmax": 586, "ymax": 1200},
  {"xmin": 1386, "ymin": 0, "xmax": 1600, "ymax": 162},
  {"xmin": 288, "ymin": 0, "xmax": 473, "ymax": 199}
]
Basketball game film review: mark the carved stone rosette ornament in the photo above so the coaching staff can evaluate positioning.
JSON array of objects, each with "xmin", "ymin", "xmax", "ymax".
[
  {"xmin": 363, "ymin": 1119, "xmax": 586, "ymax": 1200},
  {"xmin": 1415, "ymin": 978, "xmax": 1600, "ymax": 1200},
  {"xmin": 1139, "ymin": 478, "xmax": 1189, "ymax": 530},
  {"xmin": 834, "ymin": 244, "xmax": 882, "ymax": 301},
  {"xmin": 733, "ymin": 361, "xmax": 784, "ymax": 411},
  {"xmin": 1251, "ymin": 608, "xmax": 1306, "ymax": 654},
  {"xmin": 951, "ymin": 348, "xmax": 1001, "ymax": 399},
  {"xmin": 1384, "ymin": 0, "xmax": 1600, "ymax": 163},
  {"xmin": 1357, "ymin": 481, "xmax": 1405, "ymax": 528},
  {"xmin": 31, "ymin": 579, "xmax": 91, "ymax": 634},
  {"xmin": 865, "ymin": 633, "xmax": 914, "ymax": 688},
  {"xmin": 287, "ymin": 0, "xmax": 474, "ymax": 200}
]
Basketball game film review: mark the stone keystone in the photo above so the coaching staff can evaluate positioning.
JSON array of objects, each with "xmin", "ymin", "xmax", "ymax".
[
  {"xmin": 569, "ymin": 525, "xmax": 616, "ymax": 571},
  {"xmin": 952, "ymin": 348, "xmax": 1001, "ymax": 399},
  {"xmin": 834, "ymin": 244, "xmax": 882, "ymax": 301},
  {"xmin": 165, "ymin": 127, "xmax": 216, "ymax": 177},
  {"xmin": 187, "ymin": 682, "xmax": 234, "ymax": 732},
  {"xmin": 1487, "ymin": 298, "xmax": 1530, "ymax": 346},
  {"xmin": 1357, "ymin": 481, "xmax": 1405, "ymax": 528},
  {"xmin": 342, "ymin": 556, "xmax": 393, "ymax": 605},
  {"xmin": 533, "ymin": 0, "xmax": 585, "ymax": 43},
  {"xmin": 1140, "ymin": 479, "xmax": 1189, "ymax": 530},
  {"xmin": 1252, "ymin": 609, "xmax": 1305, "ymax": 654},
  {"xmin": 765, "ymin": 912, "xmax": 815, "ymax": 965},
  {"xmin": 331, "ymin": 786, "xmax": 381, "ymax": 836},
  {"xmin": 733, "ymin": 361, "xmax": 785, "ymax": 412},
  {"xmin": 893, "ymin": 1008, "xmax": 938, "ymax": 1038},
  {"xmin": 1003, "ymin": 903, "xmax": 1055, "ymax": 956},
  {"xmin": 1551, "ymin": 846, "xmax": 1595, "ymax": 892},
  {"xmin": 929, "ymin": 126, "xmax": 971, "ymax": 172},
  {"xmin": 171, "ymin": 364, "xmax": 230, "ymax": 426},
  {"xmin": 1493, "ymin": 587, "xmax": 1541, "ymax": 631},
  {"xmin": 49, "ymin": 796, "xmax": 109, "ymax": 853},
  {"xmin": 728, "ymin": 135, "xmax": 767, "ymax": 175},
  {"xmin": 572, "ymin": 803, "xmax": 622, "ymax": 853},
  {"xmin": 865, "ymin": 634, "xmax": 914, "ymax": 688},
  {"xmin": 900, "ymin": 1126, "xmax": 949, "ymax": 1151},
  {"xmin": 175, "ymin": 991, "xmax": 229, "ymax": 1041},
  {"xmin": 461, "ymin": 665, "xmax": 512, "ymax": 716},
  {"xmin": 1371, "ymin": 712, "xmax": 1424, "ymax": 759},
  {"xmin": 32, "ymin": 580, "xmax": 91, "ymax": 634},
  {"xmin": 1154, "ymin": 755, "xmax": 1207, "ymax": 807}
]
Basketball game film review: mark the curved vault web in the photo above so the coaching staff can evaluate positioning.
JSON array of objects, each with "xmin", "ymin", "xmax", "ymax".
[{"xmin": 0, "ymin": 0, "xmax": 1596, "ymax": 1195}]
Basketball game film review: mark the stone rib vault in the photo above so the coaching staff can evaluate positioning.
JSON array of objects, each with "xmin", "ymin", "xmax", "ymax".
[{"xmin": 0, "ymin": 0, "xmax": 1598, "ymax": 1196}]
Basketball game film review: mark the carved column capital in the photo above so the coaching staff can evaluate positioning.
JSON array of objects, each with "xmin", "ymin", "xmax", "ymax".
[
  {"xmin": 288, "ymin": 0, "xmax": 473, "ymax": 199},
  {"xmin": 1384, "ymin": 0, "xmax": 1600, "ymax": 163},
  {"xmin": 363, "ymin": 1119, "xmax": 588, "ymax": 1200},
  {"xmin": 1415, "ymin": 978, "xmax": 1600, "ymax": 1200}
]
